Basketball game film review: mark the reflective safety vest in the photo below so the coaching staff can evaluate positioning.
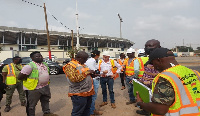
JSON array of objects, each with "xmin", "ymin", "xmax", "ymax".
[
  {"xmin": 23, "ymin": 62, "xmax": 49, "ymax": 90},
  {"xmin": 124, "ymin": 58, "xmax": 136, "ymax": 76},
  {"xmin": 151, "ymin": 65, "xmax": 200, "ymax": 116},
  {"xmin": 117, "ymin": 59, "xmax": 125, "ymax": 71},
  {"xmin": 6, "ymin": 63, "xmax": 23, "ymax": 85},
  {"xmin": 98, "ymin": 59, "xmax": 119, "ymax": 80},
  {"xmin": 63, "ymin": 60, "xmax": 94, "ymax": 97},
  {"xmin": 137, "ymin": 57, "xmax": 149, "ymax": 78}
]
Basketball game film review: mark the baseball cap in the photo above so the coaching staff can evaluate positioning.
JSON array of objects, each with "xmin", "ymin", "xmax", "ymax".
[{"xmin": 147, "ymin": 48, "xmax": 174, "ymax": 64}]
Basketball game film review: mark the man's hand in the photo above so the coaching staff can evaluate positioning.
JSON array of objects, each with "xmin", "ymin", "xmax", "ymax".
[
  {"xmin": 103, "ymin": 70, "xmax": 108, "ymax": 74},
  {"xmin": 111, "ymin": 73, "xmax": 117, "ymax": 78},
  {"xmin": 136, "ymin": 91, "xmax": 143, "ymax": 103},
  {"xmin": 88, "ymin": 70, "xmax": 95, "ymax": 75}
]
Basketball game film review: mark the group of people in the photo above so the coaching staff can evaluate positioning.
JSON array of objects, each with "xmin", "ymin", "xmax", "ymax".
[{"xmin": 0, "ymin": 39, "xmax": 200, "ymax": 116}]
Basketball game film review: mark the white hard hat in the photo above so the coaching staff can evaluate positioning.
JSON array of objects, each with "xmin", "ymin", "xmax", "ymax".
[
  {"xmin": 126, "ymin": 48, "xmax": 135, "ymax": 54},
  {"xmin": 102, "ymin": 51, "xmax": 110, "ymax": 56},
  {"xmin": 137, "ymin": 49, "xmax": 145, "ymax": 54}
]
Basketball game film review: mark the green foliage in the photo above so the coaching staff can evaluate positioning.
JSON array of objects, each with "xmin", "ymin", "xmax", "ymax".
[{"xmin": 67, "ymin": 47, "xmax": 80, "ymax": 58}]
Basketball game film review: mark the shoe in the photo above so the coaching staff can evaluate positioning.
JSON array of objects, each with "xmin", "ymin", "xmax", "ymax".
[
  {"xmin": 43, "ymin": 113, "xmax": 58, "ymax": 116},
  {"xmin": 21, "ymin": 102, "xmax": 26, "ymax": 106},
  {"xmin": 111, "ymin": 103, "xmax": 116, "ymax": 108},
  {"xmin": 126, "ymin": 100, "xmax": 136, "ymax": 105},
  {"xmin": 4, "ymin": 106, "xmax": 11, "ymax": 112},
  {"xmin": 121, "ymin": 86, "xmax": 126, "ymax": 90},
  {"xmin": 136, "ymin": 109, "xmax": 150, "ymax": 115},
  {"xmin": 93, "ymin": 110, "xmax": 103, "ymax": 115},
  {"xmin": 99, "ymin": 102, "xmax": 108, "ymax": 107}
]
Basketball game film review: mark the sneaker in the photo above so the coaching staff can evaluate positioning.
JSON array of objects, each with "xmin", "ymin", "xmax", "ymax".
[
  {"xmin": 121, "ymin": 86, "xmax": 126, "ymax": 90},
  {"xmin": 43, "ymin": 113, "xmax": 58, "ymax": 116},
  {"xmin": 4, "ymin": 106, "xmax": 11, "ymax": 112},
  {"xmin": 126, "ymin": 100, "xmax": 136, "ymax": 105},
  {"xmin": 99, "ymin": 102, "xmax": 108, "ymax": 107},
  {"xmin": 93, "ymin": 110, "xmax": 103, "ymax": 115},
  {"xmin": 136, "ymin": 109, "xmax": 150, "ymax": 115},
  {"xmin": 111, "ymin": 103, "xmax": 116, "ymax": 108}
]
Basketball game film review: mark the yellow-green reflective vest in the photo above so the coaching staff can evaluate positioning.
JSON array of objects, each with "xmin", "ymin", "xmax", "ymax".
[
  {"xmin": 151, "ymin": 65, "xmax": 200, "ymax": 116},
  {"xmin": 137, "ymin": 57, "xmax": 148, "ymax": 78},
  {"xmin": 23, "ymin": 62, "xmax": 49, "ymax": 90},
  {"xmin": 6, "ymin": 63, "xmax": 23, "ymax": 85}
]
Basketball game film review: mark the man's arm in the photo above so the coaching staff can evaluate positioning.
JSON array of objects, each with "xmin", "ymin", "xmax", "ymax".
[
  {"xmin": 18, "ymin": 65, "xmax": 32, "ymax": 80},
  {"xmin": 114, "ymin": 60, "xmax": 122, "ymax": 73},
  {"xmin": 18, "ymin": 73, "xmax": 28, "ymax": 80},
  {"xmin": 2, "ymin": 65, "xmax": 8, "ymax": 83}
]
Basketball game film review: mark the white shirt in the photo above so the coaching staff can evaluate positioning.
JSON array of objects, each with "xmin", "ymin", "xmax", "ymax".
[
  {"xmin": 85, "ymin": 58, "xmax": 100, "ymax": 79},
  {"xmin": 98, "ymin": 59, "xmax": 122, "ymax": 76}
]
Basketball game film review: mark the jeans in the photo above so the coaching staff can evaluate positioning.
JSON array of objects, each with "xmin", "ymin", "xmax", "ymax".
[
  {"xmin": 125, "ymin": 77, "xmax": 135, "ymax": 101},
  {"xmin": 100, "ymin": 77, "xmax": 115, "ymax": 103},
  {"xmin": 90, "ymin": 79, "xmax": 100, "ymax": 114},
  {"xmin": 71, "ymin": 95, "xmax": 92, "ymax": 116}
]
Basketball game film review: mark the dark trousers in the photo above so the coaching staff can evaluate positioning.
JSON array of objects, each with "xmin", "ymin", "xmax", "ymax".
[
  {"xmin": 125, "ymin": 77, "xmax": 135, "ymax": 101},
  {"xmin": 71, "ymin": 95, "xmax": 92, "ymax": 116},
  {"xmin": 120, "ymin": 72, "xmax": 125, "ymax": 87},
  {"xmin": 25, "ymin": 85, "xmax": 51, "ymax": 116},
  {"xmin": 100, "ymin": 77, "xmax": 115, "ymax": 103}
]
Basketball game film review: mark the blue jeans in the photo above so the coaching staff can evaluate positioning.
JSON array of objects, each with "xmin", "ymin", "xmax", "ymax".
[
  {"xmin": 125, "ymin": 77, "xmax": 135, "ymax": 101},
  {"xmin": 71, "ymin": 95, "xmax": 92, "ymax": 116},
  {"xmin": 90, "ymin": 79, "xmax": 100, "ymax": 114},
  {"xmin": 100, "ymin": 77, "xmax": 115, "ymax": 103}
]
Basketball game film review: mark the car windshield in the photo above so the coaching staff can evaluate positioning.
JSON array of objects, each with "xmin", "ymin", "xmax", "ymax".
[{"xmin": 3, "ymin": 58, "xmax": 13, "ymax": 64}]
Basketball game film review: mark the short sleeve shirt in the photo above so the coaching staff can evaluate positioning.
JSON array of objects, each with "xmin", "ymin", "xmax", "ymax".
[
  {"xmin": 2, "ymin": 63, "xmax": 23, "ymax": 83},
  {"xmin": 151, "ymin": 77, "xmax": 175, "ymax": 106}
]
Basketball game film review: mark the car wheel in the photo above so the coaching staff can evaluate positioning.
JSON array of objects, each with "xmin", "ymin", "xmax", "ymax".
[{"xmin": 49, "ymin": 67, "xmax": 59, "ymax": 75}]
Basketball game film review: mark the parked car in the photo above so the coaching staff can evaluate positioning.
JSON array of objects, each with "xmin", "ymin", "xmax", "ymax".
[
  {"xmin": 63, "ymin": 58, "xmax": 71, "ymax": 65},
  {"xmin": 0, "ymin": 57, "xmax": 63, "ymax": 75},
  {"xmin": 45, "ymin": 55, "xmax": 58, "ymax": 62}
]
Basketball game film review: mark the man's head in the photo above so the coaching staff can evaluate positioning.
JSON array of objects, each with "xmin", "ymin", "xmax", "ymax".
[
  {"xmin": 91, "ymin": 50, "xmax": 100, "ymax": 60},
  {"xmin": 13, "ymin": 56, "xmax": 22, "ymax": 64},
  {"xmin": 120, "ymin": 53, "xmax": 126, "ymax": 59},
  {"xmin": 102, "ymin": 51, "xmax": 110, "ymax": 62},
  {"xmin": 126, "ymin": 48, "xmax": 135, "ymax": 58},
  {"xmin": 75, "ymin": 51, "xmax": 89, "ymax": 64},
  {"xmin": 144, "ymin": 39, "xmax": 161, "ymax": 55},
  {"xmin": 30, "ymin": 51, "xmax": 43, "ymax": 63},
  {"xmin": 148, "ymin": 48, "xmax": 177, "ymax": 72}
]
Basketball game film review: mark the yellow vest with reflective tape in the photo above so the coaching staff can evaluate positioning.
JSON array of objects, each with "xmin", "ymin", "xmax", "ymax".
[
  {"xmin": 151, "ymin": 65, "xmax": 200, "ymax": 116},
  {"xmin": 23, "ymin": 62, "xmax": 49, "ymax": 90},
  {"xmin": 6, "ymin": 63, "xmax": 23, "ymax": 85},
  {"xmin": 124, "ymin": 58, "xmax": 136, "ymax": 76},
  {"xmin": 137, "ymin": 57, "xmax": 148, "ymax": 78}
]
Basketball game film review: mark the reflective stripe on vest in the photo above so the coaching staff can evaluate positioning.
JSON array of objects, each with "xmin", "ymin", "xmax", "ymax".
[
  {"xmin": 152, "ymin": 66, "xmax": 200, "ymax": 116},
  {"xmin": 6, "ymin": 63, "xmax": 16, "ymax": 85},
  {"xmin": 125, "ymin": 58, "xmax": 135, "ymax": 76},
  {"xmin": 137, "ymin": 57, "xmax": 148, "ymax": 78}
]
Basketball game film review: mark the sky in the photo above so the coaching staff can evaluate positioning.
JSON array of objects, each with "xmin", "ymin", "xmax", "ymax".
[{"xmin": 0, "ymin": 0, "xmax": 200, "ymax": 49}]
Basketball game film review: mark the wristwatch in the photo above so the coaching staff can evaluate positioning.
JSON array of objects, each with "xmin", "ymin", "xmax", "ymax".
[{"xmin": 136, "ymin": 102, "xmax": 143, "ymax": 109}]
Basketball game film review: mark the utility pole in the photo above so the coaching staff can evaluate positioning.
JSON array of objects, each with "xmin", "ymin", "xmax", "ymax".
[
  {"xmin": 76, "ymin": 0, "xmax": 80, "ymax": 50},
  {"xmin": 117, "ymin": 13, "xmax": 123, "ymax": 38},
  {"xmin": 44, "ymin": 3, "xmax": 51, "ymax": 60},
  {"xmin": 71, "ymin": 30, "xmax": 74, "ymax": 59}
]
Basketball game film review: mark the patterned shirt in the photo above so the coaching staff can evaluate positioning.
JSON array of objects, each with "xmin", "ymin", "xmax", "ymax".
[
  {"xmin": 63, "ymin": 62, "xmax": 90, "ymax": 83},
  {"xmin": 151, "ymin": 77, "xmax": 175, "ymax": 106}
]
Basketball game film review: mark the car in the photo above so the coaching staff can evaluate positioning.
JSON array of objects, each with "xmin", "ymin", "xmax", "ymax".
[
  {"xmin": 45, "ymin": 55, "xmax": 58, "ymax": 62},
  {"xmin": 63, "ymin": 58, "xmax": 71, "ymax": 65},
  {"xmin": 0, "ymin": 57, "xmax": 63, "ymax": 75}
]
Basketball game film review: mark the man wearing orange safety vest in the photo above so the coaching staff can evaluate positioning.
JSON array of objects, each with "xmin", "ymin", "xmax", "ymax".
[
  {"xmin": 98, "ymin": 51, "xmax": 122, "ymax": 109},
  {"xmin": 136, "ymin": 48, "xmax": 200, "ymax": 116},
  {"xmin": 63, "ymin": 51, "xmax": 95, "ymax": 116},
  {"xmin": 117, "ymin": 53, "xmax": 126, "ymax": 90},
  {"xmin": 2, "ymin": 56, "xmax": 26, "ymax": 112},
  {"xmin": 137, "ymin": 50, "xmax": 148, "ymax": 78},
  {"xmin": 123, "ymin": 48, "xmax": 139, "ymax": 105}
]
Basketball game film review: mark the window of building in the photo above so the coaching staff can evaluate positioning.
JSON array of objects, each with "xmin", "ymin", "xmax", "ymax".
[{"xmin": 10, "ymin": 47, "xmax": 13, "ymax": 50}]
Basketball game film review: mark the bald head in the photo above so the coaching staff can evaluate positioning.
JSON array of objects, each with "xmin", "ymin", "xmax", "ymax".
[
  {"xmin": 145, "ymin": 39, "xmax": 161, "ymax": 55},
  {"xmin": 75, "ymin": 51, "xmax": 89, "ymax": 64}
]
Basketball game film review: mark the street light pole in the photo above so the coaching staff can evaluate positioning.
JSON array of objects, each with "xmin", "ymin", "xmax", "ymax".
[
  {"xmin": 117, "ymin": 13, "xmax": 123, "ymax": 38},
  {"xmin": 76, "ymin": 0, "xmax": 80, "ymax": 50}
]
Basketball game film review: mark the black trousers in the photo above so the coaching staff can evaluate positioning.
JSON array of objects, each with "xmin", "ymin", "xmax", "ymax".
[{"xmin": 120, "ymin": 72, "xmax": 125, "ymax": 87}]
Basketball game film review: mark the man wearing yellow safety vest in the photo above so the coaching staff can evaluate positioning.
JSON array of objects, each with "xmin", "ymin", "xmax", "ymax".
[
  {"xmin": 18, "ymin": 51, "xmax": 57, "ymax": 116},
  {"xmin": 123, "ymin": 48, "xmax": 139, "ymax": 105},
  {"xmin": 98, "ymin": 51, "xmax": 122, "ymax": 109},
  {"xmin": 2, "ymin": 56, "xmax": 26, "ymax": 112},
  {"xmin": 137, "ymin": 50, "xmax": 148, "ymax": 78},
  {"xmin": 63, "ymin": 51, "xmax": 95, "ymax": 116},
  {"xmin": 136, "ymin": 48, "xmax": 200, "ymax": 116},
  {"xmin": 117, "ymin": 53, "xmax": 126, "ymax": 90}
]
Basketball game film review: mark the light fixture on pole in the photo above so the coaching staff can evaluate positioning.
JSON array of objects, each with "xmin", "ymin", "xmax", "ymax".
[
  {"xmin": 76, "ymin": 0, "xmax": 80, "ymax": 50},
  {"xmin": 117, "ymin": 13, "xmax": 123, "ymax": 38}
]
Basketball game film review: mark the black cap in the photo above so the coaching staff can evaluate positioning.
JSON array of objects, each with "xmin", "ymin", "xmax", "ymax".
[{"xmin": 147, "ymin": 48, "xmax": 174, "ymax": 64}]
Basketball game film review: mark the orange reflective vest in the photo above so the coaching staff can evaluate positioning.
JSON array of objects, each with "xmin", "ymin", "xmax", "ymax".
[
  {"xmin": 117, "ymin": 58, "xmax": 125, "ymax": 71},
  {"xmin": 63, "ymin": 60, "xmax": 94, "ymax": 97},
  {"xmin": 123, "ymin": 58, "xmax": 136, "ymax": 76},
  {"xmin": 6, "ymin": 63, "xmax": 23, "ymax": 85},
  {"xmin": 151, "ymin": 65, "xmax": 200, "ymax": 116},
  {"xmin": 137, "ymin": 57, "xmax": 149, "ymax": 78},
  {"xmin": 98, "ymin": 59, "xmax": 119, "ymax": 80}
]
